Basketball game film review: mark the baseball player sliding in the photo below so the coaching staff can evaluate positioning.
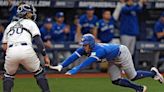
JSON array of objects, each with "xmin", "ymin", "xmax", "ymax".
[
  {"xmin": 2, "ymin": 3, "xmax": 51, "ymax": 92},
  {"xmin": 51, "ymin": 34, "xmax": 164, "ymax": 92}
]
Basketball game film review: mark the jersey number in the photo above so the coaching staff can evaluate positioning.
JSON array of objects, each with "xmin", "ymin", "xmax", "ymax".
[{"xmin": 9, "ymin": 27, "xmax": 23, "ymax": 36}]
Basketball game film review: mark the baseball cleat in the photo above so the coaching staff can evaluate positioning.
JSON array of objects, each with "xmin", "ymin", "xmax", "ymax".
[
  {"xmin": 142, "ymin": 85, "xmax": 147, "ymax": 92},
  {"xmin": 151, "ymin": 67, "xmax": 164, "ymax": 84},
  {"xmin": 136, "ymin": 85, "xmax": 147, "ymax": 92}
]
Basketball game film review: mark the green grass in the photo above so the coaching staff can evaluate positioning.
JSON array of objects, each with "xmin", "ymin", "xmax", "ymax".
[{"xmin": 0, "ymin": 78, "xmax": 164, "ymax": 92}]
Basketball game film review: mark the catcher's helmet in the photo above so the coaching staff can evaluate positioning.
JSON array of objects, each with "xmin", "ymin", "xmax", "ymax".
[{"xmin": 17, "ymin": 3, "xmax": 37, "ymax": 21}]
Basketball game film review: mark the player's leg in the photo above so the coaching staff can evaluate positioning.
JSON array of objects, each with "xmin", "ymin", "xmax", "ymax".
[
  {"xmin": 119, "ymin": 45, "xmax": 163, "ymax": 83},
  {"xmin": 3, "ymin": 58, "xmax": 19, "ymax": 92},
  {"xmin": 3, "ymin": 73, "xmax": 15, "ymax": 92},
  {"xmin": 33, "ymin": 67, "xmax": 50, "ymax": 92},
  {"xmin": 129, "ymin": 36, "xmax": 136, "ymax": 55},
  {"xmin": 108, "ymin": 63, "xmax": 145, "ymax": 91},
  {"xmin": 120, "ymin": 35, "xmax": 133, "ymax": 55},
  {"xmin": 21, "ymin": 52, "xmax": 50, "ymax": 92}
]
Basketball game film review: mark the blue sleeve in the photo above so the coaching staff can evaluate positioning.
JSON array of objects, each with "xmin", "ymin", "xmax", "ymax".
[
  {"xmin": 154, "ymin": 22, "xmax": 162, "ymax": 33},
  {"xmin": 121, "ymin": 4, "xmax": 142, "ymax": 13},
  {"xmin": 67, "ymin": 49, "xmax": 105, "ymax": 74},
  {"xmin": 61, "ymin": 47, "xmax": 85, "ymax": 67},
  {"xmin": 66, "ymin": 57, "xmax": 97, "ymax": 75},
  {"xmin": 79, "ymin": 15, "xmax": 84, "ymax": 26}
]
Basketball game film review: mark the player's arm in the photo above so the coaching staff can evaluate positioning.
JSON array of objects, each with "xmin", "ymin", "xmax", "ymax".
[
  {"xmin": 113, "ymin": 0, "xmax": 125, "ymax": 21},
  {"xmin": 91, "ymin": 17, "xmax": 99, "ymax": 42},
  {"xmin": 2, "ymin": 26, "xmax": 9, "ymax": 51},
  {"xmin": 30, "ymin": 20, "xmax": 50, "ymax": 66},
  {"xmin": 92, "ymin": 26, "xmax": 100, "ymax": 42},
  {"xmin": 33, "ymin": 35, "xmax": 47, "ymax": 56},
  {"xmin": 121, "ymin": 1, "xmax": 146, "ymax": 14},
  {"xmin": 33, "ymin": 35, "xmax": 50, "ymax": 66},
  {"xmin": 156, "ymin": 32, "xmax": 164, "ymax": 39},
  {"xmin": 94, "ymin": 21, "xmax": 101, "ymax": 42},
  {"xmin": 66, "ymin": 49, "xmax": 104, "ymax": 75},
  {"xmin": 154, "ymin": 23, "xmax": 164, "ymax": 39},
  {"xmin": 66, "ymin": 57, "xmax": 98, "ymax": 75},
  {"xmin": 76, "ymin": 24, "xmax": 82, "ymax": 42},
  {"xmin": 50, "ymin": 47, "xmax": 86, "ymax": 71},
  {"xmin": 2, "ymin": 43, "xmax": 7, "ymax": 51},
  {"xmin": 76, "ymin": 17, "xmax": 83, "ymax": 43}
]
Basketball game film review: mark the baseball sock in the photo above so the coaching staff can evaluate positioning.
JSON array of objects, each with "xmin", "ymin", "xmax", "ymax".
[
  {"xmin": 112, "ymin": 78, "xmax": 143, "ymax": 91},
  {"xmin": 3, "ymin": 76, "xmax": 14, "ymax": 92},
  {"xmin": 34, "ymin": 68, "xmax": 50, "ymax": 92},
  {"xmin": 131, "ymin": 70, "xmax": 156, "ymax": 81}
]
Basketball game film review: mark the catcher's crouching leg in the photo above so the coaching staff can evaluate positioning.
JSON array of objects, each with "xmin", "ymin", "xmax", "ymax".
[
  {"xmin": 34, "ymin": 67, "xmax": 50, "ymax": 92},
  {"xmin": 3, "ymin": 73, "xmax": 15, "ymax": 92}
]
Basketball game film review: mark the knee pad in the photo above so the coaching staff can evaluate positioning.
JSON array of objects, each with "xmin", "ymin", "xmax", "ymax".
[
  {"xmin": 3, "ymin": 73, "xmax": 15, "ymax": 79},
  {"xmin": 34, "ymin": 67, "xmax": 45, "ymax": 79},
  {"xmin": 3, "ymin": 73, "xmax": 15, "ymax": 82}
]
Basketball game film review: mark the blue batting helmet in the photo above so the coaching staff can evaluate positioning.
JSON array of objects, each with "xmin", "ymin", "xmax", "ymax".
[
  {"xmin": 17, "ymin": 3, "xmax": 37, "ymax": 21},
  {"xmin": 80, "ymin": 34, "xmax": 95, "ymax": 48}
]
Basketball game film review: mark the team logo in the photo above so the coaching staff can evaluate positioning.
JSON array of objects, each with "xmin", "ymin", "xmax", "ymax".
[
  {"xmin": 91, "ymin": 52, "xmax": 96, "ymax": 56},
  {"xmin": 81, "ymin": 38, "xmax": 85, "ymax": 42}
]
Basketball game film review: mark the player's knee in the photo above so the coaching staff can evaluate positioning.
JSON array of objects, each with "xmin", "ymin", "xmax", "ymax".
[
  {"xmin": 131, "ymin": 76, "xmax": 137, "ymax": 81},
  {"xmin": 112, "ymin": 79, "xmax": 121, "ymax": 85},
  {"xmin": 3, "ymin": 73, "xmax": 15, "ymax": 80},
  {"xmin": 34, "ymin": 67, "xmax": 45, "ymax": 79},
  {"xmin": 3, "ymin": 73, "xmax": 15, "ymax": 83}
]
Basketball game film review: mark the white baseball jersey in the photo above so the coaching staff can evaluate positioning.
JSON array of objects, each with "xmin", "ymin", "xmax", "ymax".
[
  {"xmin": 2, "ymin": 19, "xmax": 41, "ymax": 46},
  {"xmin": 3, "ymin": 19, "xmax": 41, "ymax": 75}
]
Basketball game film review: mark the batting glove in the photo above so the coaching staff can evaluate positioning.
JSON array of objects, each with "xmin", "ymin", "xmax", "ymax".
[{"xmin": 49, "ymin": 65, "xmax": 63, "ymax": 72}]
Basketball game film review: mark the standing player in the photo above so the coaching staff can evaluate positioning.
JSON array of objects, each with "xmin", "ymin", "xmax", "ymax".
[
  {"xmin": 2, "ymin": 4, "xmax": 51, "ymax": 92},
  {"xmin": 96, "ymin": 10, "xmax": 116, "ymax": 43},
  {"xmin": 153, "ymin": 12, "xmax": 164, "ymax": 42},
  {"xmin": 53, "ymin": 11, "xmax": 66, "ymax": 42},
  {"xmin": 51, "ymin": 34, "xmax": 164, "ymax": 92},
  {"xmin": 76, "ymin": 6, "xmax": 98, "ymax": 42},
  {"xmin": 119, "ymin": 0, "xmax": 147, "ymax": 55}
]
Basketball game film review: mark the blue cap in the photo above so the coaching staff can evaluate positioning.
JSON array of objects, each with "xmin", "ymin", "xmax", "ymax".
[
  {"xmin": 44, "ymin": 17, "xmax": 52, "ymax": 23},
  {"xmin": 87, "ymin": 5, "xmax": 94, "ymax": 10},
  {"xmin": 161, "ymin": 12, "xmax": 164, "ymax": 17},
  {"xmin": 55, "ymin": 12, "xmax": 64, "ymax": 18}
]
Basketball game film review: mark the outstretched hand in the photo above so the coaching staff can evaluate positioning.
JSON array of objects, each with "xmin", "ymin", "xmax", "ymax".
[
  {"xmin": 44, "ymin": 55, "xmax": 50, "ymax": 67},
  {"xmin": 49, "ymin": 65, "xmax": 63, "ymax": 72}
]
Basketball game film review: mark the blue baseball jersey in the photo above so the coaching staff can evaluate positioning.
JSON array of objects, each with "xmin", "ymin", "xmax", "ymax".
[
  {"xmin": 96, "ymin": 17, "xmax": 116, "ymax": 43},
  {"xmin": 79, "ymin": 14, "xmax": 98, "ymax": 34},
  {"xmin": 61, "ymin": 43, "xmax": 120, "ymax": 74},
  {"xmin": 120, "ymin": 4, "xmax": 143, "ymax": 36},
  {"xmin": 40, "ymin": 26, "xmax": 54, "ymax": 42},
  {"xmin": 153, "ymin": 20, "xmax": 164, "ymax": 41},
  {"xmin": 9, "ymin": 5, "xmax": 17, "ymax": 22},
  {"xmin": 53, "ymin": 23, "xmax": 66, "ymax": 42}
]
